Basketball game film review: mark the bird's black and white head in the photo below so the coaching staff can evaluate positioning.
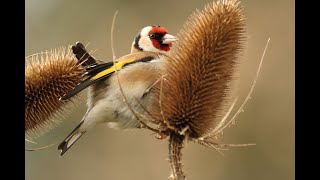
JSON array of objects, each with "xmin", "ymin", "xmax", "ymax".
[{"xmin": 131, "ymin": 26, "xmax": 177, "ymax": 53}]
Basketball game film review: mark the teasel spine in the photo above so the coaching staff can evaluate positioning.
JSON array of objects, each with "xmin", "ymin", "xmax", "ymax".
[{"xmin": 25, "ymin": 47, "xmax": 87, "ymax": 139}]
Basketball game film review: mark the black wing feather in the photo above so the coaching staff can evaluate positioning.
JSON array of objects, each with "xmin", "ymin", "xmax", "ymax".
[
  {"xmin": 85, "ymin": 62, "xmax": 115, "ymax": 77},
  {"xmin": 61, "ymin": 42, "xmax": 157, "ymax": 101},
  {"xmin": 60, "ymin": 62, "xmax": 115, "ymax": 100}
]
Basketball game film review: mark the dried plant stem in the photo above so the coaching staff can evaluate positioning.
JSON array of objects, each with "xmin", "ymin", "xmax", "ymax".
[
  {"xmin": 25, "ymin": 143, "xmax": 56, "ymax": 151},
  {"xmin": 211, "ymin": 37, "xmax": 270, "ymax": 137},
  {"xmin": 168, "ymin": 132, "xmax": 186, "ymax": 180},
  {"xmin": 111, "ymin": 10, "xmax": 119, "ymax": 60},
  {"xmin": 110, "ymin": 11, "xmax": 160, "ymax": 133}
]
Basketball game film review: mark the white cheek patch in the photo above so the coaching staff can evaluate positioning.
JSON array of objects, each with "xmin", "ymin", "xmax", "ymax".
[
  {"xmin": 139, "ymin": 37, "xmax": 161, "ymax": 52},
  {"xmin": 139, "ymin": 26, "xmax": 163, "ymax": 53}
]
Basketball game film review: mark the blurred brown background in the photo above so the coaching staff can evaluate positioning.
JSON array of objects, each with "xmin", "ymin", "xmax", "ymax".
[{"xmin": 25, "ymin": 0, "xmax": 294, "ymax": 180}]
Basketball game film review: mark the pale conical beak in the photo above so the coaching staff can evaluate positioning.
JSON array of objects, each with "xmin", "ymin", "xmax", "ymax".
[{"xmin": 162, "ymin": 34, "xmax": 177, "ymax": 44}]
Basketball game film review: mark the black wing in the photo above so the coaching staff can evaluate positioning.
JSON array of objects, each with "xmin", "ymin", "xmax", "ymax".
[{"xmin": 60, "ymin": 62, "xmax": 115, "ymax": 100}]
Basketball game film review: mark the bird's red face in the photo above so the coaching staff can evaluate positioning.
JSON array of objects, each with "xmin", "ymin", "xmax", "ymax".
[
  {"xmin": 134, "ymin": 26, "xmax": 177, "ymax": 53},
  {"xmin": 148, "ymin": 26, "xmax": 175, "ymax": 52}
]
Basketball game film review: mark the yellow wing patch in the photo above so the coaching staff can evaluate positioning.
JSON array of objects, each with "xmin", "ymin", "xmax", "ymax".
[{"xmin": 91, "ymin": 58, "xmax": 136, "ymax": 80}]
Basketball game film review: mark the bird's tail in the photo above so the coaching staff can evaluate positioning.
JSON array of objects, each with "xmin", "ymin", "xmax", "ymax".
[{"xmin": 58, "ymin": 121, "xmax": 86, "ymax": 156}]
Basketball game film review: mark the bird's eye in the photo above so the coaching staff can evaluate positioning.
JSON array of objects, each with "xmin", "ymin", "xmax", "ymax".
[{"xmin": 149, "ymin": 34, "xmax": 156, "ymax": 39}]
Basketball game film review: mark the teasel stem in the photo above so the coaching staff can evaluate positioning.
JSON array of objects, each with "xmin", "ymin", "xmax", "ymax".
[{"xmin": 168, "ymin": 132, "xmax": 186, "ymax": 180}]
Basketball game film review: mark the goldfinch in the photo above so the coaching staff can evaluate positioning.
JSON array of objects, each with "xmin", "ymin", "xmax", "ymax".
[
  {"xmin": 60, "ymin": 25, "xmax": 176, "ymax": 100},
  {"xmin": 58, "ymin": 26, "xmax": 176, "ymax": 156}
]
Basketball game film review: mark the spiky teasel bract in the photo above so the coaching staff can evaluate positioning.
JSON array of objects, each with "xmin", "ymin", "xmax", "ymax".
[
  {"xmin": 25, "ymin": 47, "xmax": 87, "ymax": 139},
  {"xmin": 147, "ymin": 0, "xmax": 247, "ymax": 179}
]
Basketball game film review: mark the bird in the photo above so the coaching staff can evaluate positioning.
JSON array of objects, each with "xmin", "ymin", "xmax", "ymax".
[
  {"xmin": 58, "ymin": 25, "xmax": 176, "ymax": 156},
  {"xmin": 60, "ymin": 25, "xmax": 176, "ymax": 100}
]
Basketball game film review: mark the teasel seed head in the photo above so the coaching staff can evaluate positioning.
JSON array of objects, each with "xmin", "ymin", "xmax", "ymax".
[
  {"xmin": 25, "ymin": 47, "xmax": 86, "ymax": 138},
  {"xmin": 151, "ymin": 0, "xmax": 246, "ymax": 141},
  {"xmin": 147, "ymin": 0, "xmax": 246, "ymax": 179}
]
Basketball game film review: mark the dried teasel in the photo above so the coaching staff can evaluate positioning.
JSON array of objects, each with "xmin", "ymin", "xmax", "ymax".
[
  {"xmin": 25, "ymin": 45, "xmax": 92, "ymax": 139},
  {"xmin": 147, "ymin": 0, "xmax": 247, "ymax": 179}
]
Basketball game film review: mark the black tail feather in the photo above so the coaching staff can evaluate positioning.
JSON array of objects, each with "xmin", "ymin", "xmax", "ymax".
[
  {"xmin": 72, "ymin": 42, "xmax": 97, "ymax": 66},
  {"xmin": 58, "ymin": 121, "xmax": 85, "ymax": 156}
]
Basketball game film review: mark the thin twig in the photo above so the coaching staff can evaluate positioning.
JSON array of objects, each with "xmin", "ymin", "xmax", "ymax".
[
  {"xmin": 213, "ymin": 38, "xmax": 271, "ymax": 136},
  {"xmin": 110, "ymin": 11, "xmax": 156, "ymax": 132},
  {"xmin": 111, "ymin": 10, "xmax": 118, "ymax": 61},
  {"xmin": 25, "ymin": 143, "xmax": 56, "ymax": 151}
]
